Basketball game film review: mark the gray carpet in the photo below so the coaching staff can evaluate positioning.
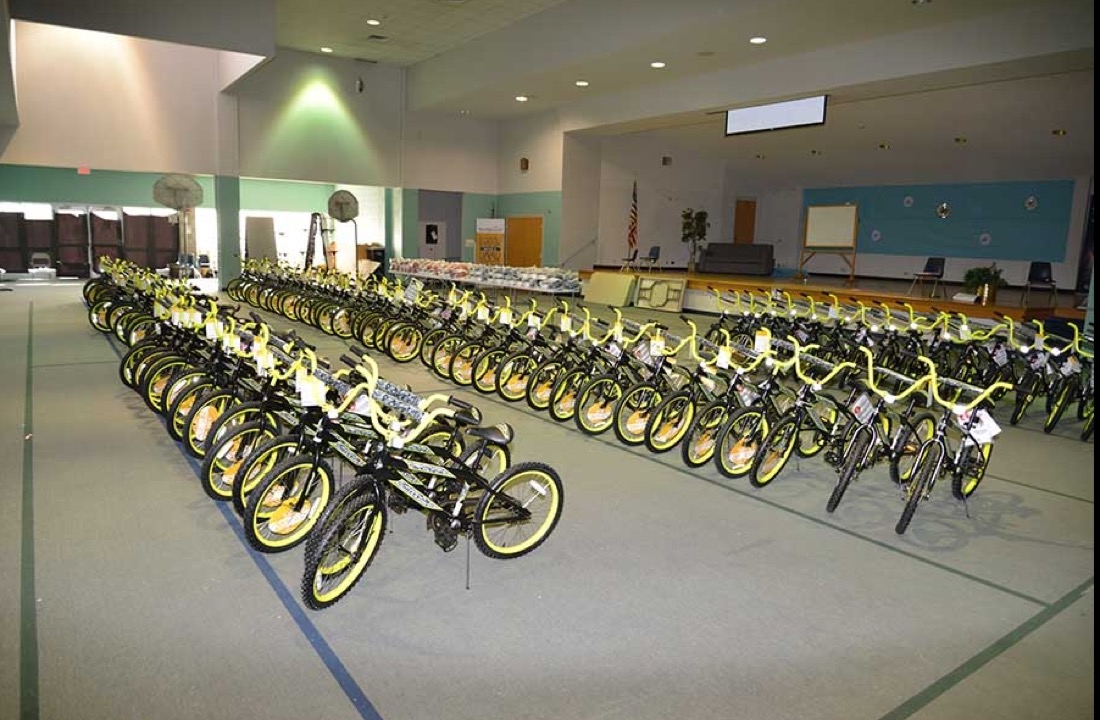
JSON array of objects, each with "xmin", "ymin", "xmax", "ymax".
[{"xmin": 1, "ymin": 280, "xmax": 1093, "ymax": 720}]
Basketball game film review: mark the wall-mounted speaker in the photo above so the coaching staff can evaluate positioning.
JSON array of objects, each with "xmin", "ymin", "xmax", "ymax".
[
  {"xmin": 520, "ymin": 157, "xmax": 530, "ymax": 172},
  {"xmin": 661, "ymin": 156, "xmax": 672, "ymax": 166}
]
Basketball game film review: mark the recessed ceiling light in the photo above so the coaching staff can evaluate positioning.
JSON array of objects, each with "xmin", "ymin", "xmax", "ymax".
[
  {"xmin": 320, "ymin": 46, "xmax": 333, "ymax": 53},
  {"xmin": 749, "ymin": 37, "xmax": 767, "ymax": 45},
  {"xmin": 954, "ymin": 136, "xmax": 968, "ymax": 144},
  {"xmin": 575, "ymin": 80, "xmax": 589, "ymax": 87},
  {"xmin": 754, "ymin": 153, "xmax": 766, "ymax": 160},
  {"xmin": 878, "ymin": 143, "xmax": 891, "ymax": 150},
  {"xmin": 459, "ymin": 110, "xmax": 469, "ymax": 115},
  {"xmin": 515, "ymin": 95, "xmax": 529, "ymax": 102},
  {"xmin": 810, "ymin": 149, "xmax": 822, "ymax": 155},
  {"xmin": 650, "ymin": 61, "xmax": 666, "ymax": 69},
  {"xmin": 366, "ymin": 18, "xmax": 381, "ymax": 26},
  {"xmin": 1051, "ymin": 128, "xmax": 1067, "ymax": 136}
]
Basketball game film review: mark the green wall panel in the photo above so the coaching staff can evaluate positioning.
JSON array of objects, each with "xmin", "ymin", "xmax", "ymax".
[
  {"xmin": 239, "ymin": 177, "xmax": 335, "ymax": 212},
  {"xmin": 0, "ymin": 163, "xmax": 215, "ymax": 207}
]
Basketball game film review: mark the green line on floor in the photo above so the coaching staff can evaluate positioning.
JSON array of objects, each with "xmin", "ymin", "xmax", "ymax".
[
  {"xmin": 21, "ymin": 302, "xmax": 39, "ymax": 720},
  {"xmin": 879, "ymin": 576, "xmax": 1094, "ymax": 720}
]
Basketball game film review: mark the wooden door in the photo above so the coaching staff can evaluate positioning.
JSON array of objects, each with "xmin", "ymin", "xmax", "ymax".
[
  {"xmin": 505, "ymin": 216, "xmax": 543, "ymax": 267},
  {"xmin": 734, "ymin": 199, "xmax": 757, "ymax": 244}
]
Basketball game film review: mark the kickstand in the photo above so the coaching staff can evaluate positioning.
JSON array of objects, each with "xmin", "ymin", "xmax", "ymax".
[{"xmin": 465, "ymin": 532, "xmax": 472, "ymax": 591}]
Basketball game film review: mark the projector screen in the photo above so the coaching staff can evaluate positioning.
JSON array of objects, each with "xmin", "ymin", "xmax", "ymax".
[{"xmin": 725, "ymin": 95, "xmax": 827, "ymax": 136}]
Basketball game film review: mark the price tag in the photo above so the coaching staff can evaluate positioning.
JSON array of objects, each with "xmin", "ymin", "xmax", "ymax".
[
  {"xmin": 612, "ymin": 324, "xmax": 624, "ymax": 343},
  {"xmin": 957, "ymin": 408, "xmax": 1002, "ymax": 446},
  {"xmin": 498, "ymin": 308, "xmax": 513, "ymax": 326},
  {"xmin": 476, "ymin": 306, "xmax": 490, "ymax": 321},
  {"xmin": 716, "ymin": 345, "xmax": 732, "ymax": 370},
  {"xmin": 850, "ymin": 392, "xmax": 874, "ymax": 423},
  {"xmin": 1060, "ymin": 355, "xmax": 1081, "ymax": 376},
  {"xmin": 560, "ymin": 316, "xmax": 572, "ymax": 333},
  {"xmin": 607, "ymin": 343, "xmax": 623, "ymax": 358},
  {"xmin": 461, "ymin": 301, "xmax": 473, "ymax": 317},
  {"xmin": 992, "ymin": 345, "xmax": 1009, "ymax": 367},
  {"xmin": 650, "ymin": 337, "xmax": 666, "ymax": 356},
  {"xmin": 170, "ymin": 309, "xmax": 181, "ymax": 326},
  {"xmin": 299, "ymin": 375, "xmax": 326, "ymax": 407},
  {"xmin": 189, "ymin": 309, "xmax": 202, "ymax": 327},
  {"xmin": 959, "ymin": 324, "xmax": 972, "ymax": 341},
  {"xmin": 828, "ymin": 306, "xmax": 839, "ymax": 320},
  {"xmin": 204, "ymin": 318, "xmax": 218, "ymax": 340},
  {"xmin": 528, "ymin": 314, "xmax": 541, "ymax": 329},
  {"xmin": 526, "ymin": 327, "xmax": 540, "ymax": 341},
  {"xmin": 754, "ymin": 329, "xmax": 771, "ymax": 354}
]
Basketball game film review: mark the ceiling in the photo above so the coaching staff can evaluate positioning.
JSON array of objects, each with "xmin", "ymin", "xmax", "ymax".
[{"xmin": 271, "ymin": 0, "xmax": 1094, "ymax": 187}]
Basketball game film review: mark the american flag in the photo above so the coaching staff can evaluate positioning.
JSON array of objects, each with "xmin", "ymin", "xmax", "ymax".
[{"xmin": 627, "ymin": 181, "xmax": 638, "ymax": 252}]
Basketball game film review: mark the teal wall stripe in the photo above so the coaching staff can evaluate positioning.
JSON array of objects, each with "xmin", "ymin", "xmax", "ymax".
[
  {"xmin": 804, "ymin": 180, "xmax": 1074, "ymax": 261},
  {"xmin": 400, "ymin": 188, "xmax": 419, "ymax": 260},
  {"xmin": 21, "ymin": 302, "xmax": 39, "ymax": 720},
  {"xmin": 238, "ymin": 178, "xmax": 335, "ymax": 212},
  {"xmin": 383, "ymin": 188, "xmax": 394, "ymax": 272}
]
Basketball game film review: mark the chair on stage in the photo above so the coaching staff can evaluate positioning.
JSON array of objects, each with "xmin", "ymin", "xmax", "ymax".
[
  {"xmin": 1021, "ymin": 261, "xmax": 1057, "ymax": 308},
  {"xmin": 620, "ymin": 248, "xmax": 638, "ymax": 272},
  {"xmin": 907, "ymin": 256, "xmax": 945, "ymax": 298},
  {"xmin": 637, "ymin": 245, "xmax": 661, "ymax": 272}
]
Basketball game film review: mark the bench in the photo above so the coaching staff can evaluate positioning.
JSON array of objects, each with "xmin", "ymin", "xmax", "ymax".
[{"xmin": 698, "ymin": 243, "xmax": 774, "ymax": 276}]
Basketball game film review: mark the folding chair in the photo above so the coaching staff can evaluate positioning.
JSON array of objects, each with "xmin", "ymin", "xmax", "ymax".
[
  {"xmin": 1022, "ymin": 261, "xmax": 1057, "ymax": 308},
  {"xmin": 637, "ymin": 245, "xmax": 661, "ymax": 272},
  {"xmin": 620, "ymin": 248, "xmax": 638, "ymax": 272},
  {"xmin": 907, "ymin": 256, "xmax": 945, "ymax": 298}
]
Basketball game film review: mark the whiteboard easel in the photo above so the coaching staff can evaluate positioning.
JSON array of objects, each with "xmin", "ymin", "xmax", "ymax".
[{"xmin": 796, "ymin": 205, "xmax": 858, "ymax": 285}]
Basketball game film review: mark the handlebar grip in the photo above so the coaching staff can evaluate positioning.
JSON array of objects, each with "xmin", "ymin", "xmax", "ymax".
[
  {"xmin": 339, "ymin": 354, "xmax": 360, "ymax": 368},
  {"xmin": 448, "ymin": 396, "xmax": 473, "ymax": 410},
  {"xmin": 249, "ymin": 311, "xmax": 263, "ymax": 323}
]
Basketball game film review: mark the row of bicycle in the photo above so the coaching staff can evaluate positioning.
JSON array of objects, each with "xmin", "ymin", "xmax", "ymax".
[
  {"xmin": 84, "ymin": 258, "xmax": 565, "ymax": 610},
  {"xmin": 221, "ymin": 261, "xmax": 1090, "ymax": 534}
]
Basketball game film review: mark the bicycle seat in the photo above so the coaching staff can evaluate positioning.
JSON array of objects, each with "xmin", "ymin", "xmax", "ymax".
[{"xmin": 466, "ymin": 423, "xmax": 514, "ymax": 447}]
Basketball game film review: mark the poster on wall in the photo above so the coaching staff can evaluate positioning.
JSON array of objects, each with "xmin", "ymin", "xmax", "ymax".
[{"xmin": 476, "ymin": 218, "xmax": 505, "ymax": 265}]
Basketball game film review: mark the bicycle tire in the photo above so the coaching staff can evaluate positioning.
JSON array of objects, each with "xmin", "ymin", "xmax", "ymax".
[
  {"xmin": 473, "ymin": 462, "xmax": 564, "ymax": 560},
  {"xmin": 613, "ymin": 382, "xmax": 663, "ymax": 446},
  {"xmin": 526, "ymin": 360, "xmax": 564, "ymax": 411},
  {"xmin": 243, "ymin": 456, "xmax": 334, "ymax": 553},
  {"xmin": 896, "ymin": 446, "xmax": 939, "ymax": 535},
  {"xmin": 887, "ymin": 413, "xmax": 936, "ymax": 486},
  {"xmin": 199, "ymin": 421, "xmax": 278, "ymax": 502},
  {"xmin": 232, "ymin": 433, "xmax": 303, "ymax": 516},
  {"xmin": 496, "ymin": 352, "xmax": 538, "ymax": 402},
  {"xmin": 301, "ymin": 491, "xmax": 387, "ymax": 610},
  {"xmin": 714, "ymin": 407, "xmax": 769, "ymax": 478},
  {"xmin": 472, "ymin": 347, "xmax": 507, "ymax": 394},
  {"xmin": 951, "ymin": 442, "xmax": 992, "ymax": 500},
  {"xmin": 548, "ymin": 368, "xmax": 586, "ymax": 422},
  {"xmin": 826, "ymin": 425, "xmax": 872, "ymax": 513},
  {"xmin": 750, "ymin": 417, "xmax": 799, "ymax": 488},
  {"xmin": 681, "ymin": 400, "xmax": 731, "ymax": 468},
  {"xmin": 1043, "ymin": 377, "xmax": 1076, "ymax": 434},
  {"xmin": 574, "ymin": 375, "xmax": 622, "ymax": 435},
  {"xmin": 644, "ymin": 390, "xmax": 695, "ymax": 454}
]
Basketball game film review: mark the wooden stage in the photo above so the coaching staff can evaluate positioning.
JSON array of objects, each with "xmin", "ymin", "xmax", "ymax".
[{"xmin": 580, "ymin": 267, "xmax": 1082, "ymax": 323}]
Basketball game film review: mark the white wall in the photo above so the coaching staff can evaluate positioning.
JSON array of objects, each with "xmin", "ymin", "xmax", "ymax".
[
  {"xmin": 331, "ymin": 184, "xmax": 385, "ymax": 276},
  {"xmin": 2, "ymin": 21, "xmax": 219, "ymax": 174},
  {"xmin": 498, "ymin": 110, "xmax": 563, "ymax": 194},
  {"xmin": 560, "ymin": 132, "xmax": 601, "ymax": 270},
  {"xmin": 233, "ymin": 50, "xmax": 404, "ymax": 187},
  {"xmin": 403, "ymin": 110, "xmax": 498, "ymax": 193},
  {"xmin": 596, "ymin": 134, "xmax": 726, "ymax": 268}
]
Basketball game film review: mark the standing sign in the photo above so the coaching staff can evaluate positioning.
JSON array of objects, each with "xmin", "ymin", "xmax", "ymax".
[{"xmin": 476, "ymin": 218, "xmax": 505, "ymax": 265}]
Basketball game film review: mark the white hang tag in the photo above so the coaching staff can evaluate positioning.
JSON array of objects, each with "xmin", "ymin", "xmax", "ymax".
[
  {"xmin": 190, "ymin": 309, "xmax": 202, "ymax": 327},
  {"xmin": 716, "ymin": 346, "xmax": 732, "ymax": 370},
  {"xmin": 1060, "ymin": 355, "xmax": 1081, "ymax": 376},
  {"xmin": 527, "ymin": 314, "xmax": 541, "ymax": 329},
  {"xmin": 476, "ymin": 306, "xmax": 490, "ymax": 321},
  {"xmin": 612, "ymin": 324, "xmax": 624, "ymax": 343},
  {"xmin": 606, "ymin": 343, "xmax": 622, "ymax": 358},
  {"xmin": 650, "ymin": 337, "xmax": 666, "ymax": 356},
  {"xmin": 992, "ymin": 345, "xmax": 1009, "ymax": 367},
  {"xmin": 754, "ymin": 330, "xmax": 771, "ymax": 354},
  {"xmin": 204, "ymin": 318, "xmax": 218, "ymax": 340},
  {"xmin": 736, "ymin": 383, "xmax": 759, "ymax": 407},
  {"xmin": 964, "ymin": 409, "xmax": 1001, "ymax": 446},
  {"xmin": 350, "ymin": 394, "xmax": 373, "ymax": 416},
  {"xmin": 828, "ymin": 306, "xmax": 839, "ymax": 320},
  {"xmin": 959, "ymin": 324, "xmax": 971, "ymax": 341},
  {"xmin": 498, "ymin": 308, "xmax": 513, "ymax": 325},
  {"xmin": 559, "ymin": 316, "xmax": 572, "ymax": 333},
  {"xmin": 461, "ymin": 301, "xmax": 473, "ymax": 317},
  {"xmin": 170, "ymin": 309, "xmax": 181, "ymax": 326}
]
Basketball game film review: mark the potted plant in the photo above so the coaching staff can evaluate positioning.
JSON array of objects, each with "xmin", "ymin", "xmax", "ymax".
[
  {"xmin": 962, "ymin": 263, "xmax": 1006, "ymax": 305},
  {"xmin": 681, "ymin": 208, "xmax": 710, "ymax": 273}
]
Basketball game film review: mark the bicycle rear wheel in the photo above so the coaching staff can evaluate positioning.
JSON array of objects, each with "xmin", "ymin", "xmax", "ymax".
[
  {"xmin": 681, "ymin": 400, "xmax": 730, "ymax": 468},
  {"xmin": 951, "ymin": 442, "xmax": 992, "ymax": 500},
  {"xmin": 750, "ymin": 417, "xmax": 799, "ymax": 488},
  {"xmin": 199, "ymin": 421, "xmax": 278, "ymax": 502},
  {"xmin": 473, "ymin": 462, "xmax": 563, "ymax": 560},
  {"xmin": 714, "ymin": 407, "xmax": 768, "ymax": 478},
  {"xmin": 827, "ymin": 425, "xmax": 872, "ymax": 513}
]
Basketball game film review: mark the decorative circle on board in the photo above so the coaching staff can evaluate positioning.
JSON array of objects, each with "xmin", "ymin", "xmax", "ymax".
[
  {"xmin": 978, "ymin": 232, "xmax": 992, "ymax": 246},
  {"xmin": 1025, "ymin": 195, "xmax": 1039, "ymax": 211},
  {"xmin": 903, "ymin": 195, "xmax": 914, "ymax": 208},
  {"xmin": 870, "ymin": 229, "xmax": 882, "ymax": 242}
]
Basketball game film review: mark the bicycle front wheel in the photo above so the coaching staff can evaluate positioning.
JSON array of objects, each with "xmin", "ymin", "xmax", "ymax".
[
  {"xmin": 644, "ymin": 390, "xmax": 696, "ymax": 453},
  {"xmin": 896, "ymin": 445, "xmax": 940, "ymax": 535},
  {"xmin": 681, "ymin": 400, "xmax": 730, "ymax": 468},
  {"xmin": 301, "ymin": 492, "xmax": 387, "ymax": 610},
  {"xmin": 714, "ymin": 407, "xmax": 768, "ymax": 478},
  {"xmin": 474, "ymin": 462, "xmax": 563, "ymax": 560},
  {"xmin": 750, "ymin": 417, "xmax": 799, "ymax": 488},
  {"xmin": 613, "ymin": 382, "xmax": 663, "ymax": 446},
  {"xmin": 244, "ymin": 457, "xmax": 334, "ymax": 553},
  {"xmin": 827, "ymin": 424, "xmax": 872, "ymax": 513},
  {"xmin": 575, "ymin": 375, "xmax": 622, "ymax": 435}
]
